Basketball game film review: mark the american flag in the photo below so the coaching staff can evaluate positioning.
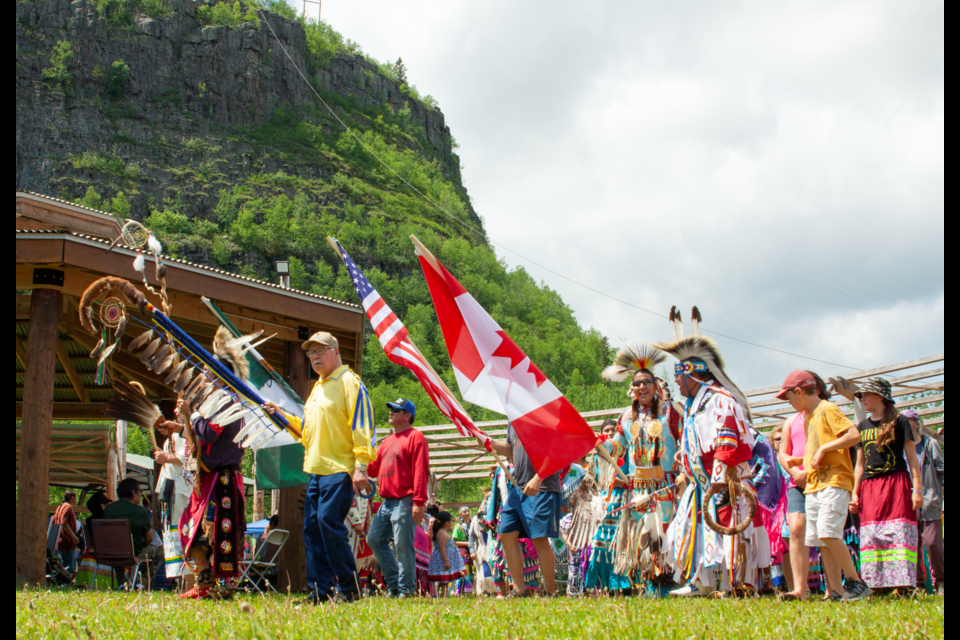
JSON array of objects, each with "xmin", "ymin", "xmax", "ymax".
[{"xmin": 331, "ymin": 237, "xmax": 491, "ymax": 449}]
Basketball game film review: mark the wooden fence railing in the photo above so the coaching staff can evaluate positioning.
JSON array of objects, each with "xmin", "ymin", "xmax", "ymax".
[{"xmin": 418, "ymin": 353, "xmax": 944, "ymax": 480}]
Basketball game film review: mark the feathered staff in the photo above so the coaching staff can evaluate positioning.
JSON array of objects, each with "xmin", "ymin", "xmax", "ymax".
[{"xmin": 80, "ymin": 275, "xmax": 297, "ymax": 450}]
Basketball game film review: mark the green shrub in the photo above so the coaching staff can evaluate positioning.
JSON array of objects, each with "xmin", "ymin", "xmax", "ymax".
[
  {"xmin": 197, "ymin": 1, "xmax": 258, "ymax": 27},
  {"xmin": 302, "ymin": 18, "xmax": 363, "ymax": 68},
  {"xmin": 69, "ymin": 152, "xmax": 141, "ymax": 181},
  {"xmin": 76, "ymin": 186, "xmax": 103, "ymax": 210},
  {"xmin": 42, "ymin": 41, "xmax": 73, "ymax": 87},
  {"xmin": 107, "ymin": 191, "xmax": 131, "ymax": 217},
  {"xmin": 105, "ymin": 59, "xmax": 130, "ymax": 100},
  {"xmin": 141, "ymin": 0, "xmax": 172, "ymax": 18}
]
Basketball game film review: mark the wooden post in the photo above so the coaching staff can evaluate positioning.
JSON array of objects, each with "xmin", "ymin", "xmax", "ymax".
[
  {"xmin": 276, "ymin": 340, "xmax": 310, "ymax": 593},
  {"xmin": 253, "ymin": 491, "xmax": 265, "ymax": 522},
  {"xmin": 116, "ymin": 420, "xmax": 128, "ymax": 481},
  {"xmin": 16, "ymin": 288, "xmax": 61, "ymax": 588}
]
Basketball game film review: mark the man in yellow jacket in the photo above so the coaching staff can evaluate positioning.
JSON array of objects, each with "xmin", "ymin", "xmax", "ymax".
[{"xmin": 264, "ymin": 331, "xmax": 376, "ymax": 604}]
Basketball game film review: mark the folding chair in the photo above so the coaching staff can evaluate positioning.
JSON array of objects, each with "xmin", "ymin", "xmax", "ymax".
[
  {"xmin": 88, "ymin": 519, "xmax": 153, "ymax": 591},
  {"xmin": 238, "ymin": 529, "xmax": 290, "ymax": 594},
  {"xmin": 44, "ymin": 523, "xmax": 70, "ymax": 586}
]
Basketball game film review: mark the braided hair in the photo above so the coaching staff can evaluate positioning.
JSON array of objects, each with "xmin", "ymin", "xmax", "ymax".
[{"xmin": 876, "ymin": 400, "xmax": 901, "ymax": 450}]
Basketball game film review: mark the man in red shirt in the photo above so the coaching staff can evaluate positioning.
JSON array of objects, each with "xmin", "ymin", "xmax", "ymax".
[
  {"xmin": 366, "ymin": 399, "xmax": 429, "ymax": 598},
  {"xmin": 52, "ymin": 491, "xmax": 80, "ymax": 575}
]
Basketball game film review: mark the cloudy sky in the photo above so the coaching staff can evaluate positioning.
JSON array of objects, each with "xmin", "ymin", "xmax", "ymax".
[{"xmin": 317, "ymin": 0, "xmax": 943, "ymax": 390}]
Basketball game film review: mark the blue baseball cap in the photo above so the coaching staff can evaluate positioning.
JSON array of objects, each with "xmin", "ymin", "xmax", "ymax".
[{"xmin": 386, "ymin": 398, "xmax": 416, "ymax": 421}]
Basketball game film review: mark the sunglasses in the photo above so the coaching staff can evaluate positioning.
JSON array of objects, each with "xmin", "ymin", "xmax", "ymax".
[
  {"xmin": 307, "ymin": 346, "xmax": 335, "ymax": 357},
  {"xmin": 631, "ymin": 379, "xmax": 656, "ymax": 388}
]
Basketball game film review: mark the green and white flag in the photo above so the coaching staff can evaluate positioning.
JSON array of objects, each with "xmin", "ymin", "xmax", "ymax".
[{"xmin": 202, "ymin": 298, "xmax": 311, "ymax": 490}]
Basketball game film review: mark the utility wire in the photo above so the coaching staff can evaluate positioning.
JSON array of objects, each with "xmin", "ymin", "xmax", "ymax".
[
  {"xmin": 255, "ymin": 9, "xmax": 862, "ymax": 373},
  {"xmin": 767, "ymin": 254, "xmax": 889, "ymax": 309},
  {"xmin": 787, "ymin": 253, "xmax": 913, "ymax": 307}
]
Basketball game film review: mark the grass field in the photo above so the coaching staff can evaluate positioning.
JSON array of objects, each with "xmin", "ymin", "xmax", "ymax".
[{"xmin": 15, "ymin": 590, "xmax": 944, "ymax": 639}]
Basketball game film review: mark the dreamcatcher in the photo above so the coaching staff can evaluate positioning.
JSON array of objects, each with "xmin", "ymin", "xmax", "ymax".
[
  {"xmin": 85, "ymin": 296, "xmax": 128, "ymax": 385},
  {"xmin": 108, "ymin": 219, "xmax": 172, "ymax": 316}
]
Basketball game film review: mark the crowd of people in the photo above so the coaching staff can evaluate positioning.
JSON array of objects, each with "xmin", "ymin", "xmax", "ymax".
[
  {"xmin": 50, "ymin": 326, "xmax": 943, "ymax": 604},
  {"xmin": 260, "ymin": 329, "xmax": 943, "ymax": 604}
]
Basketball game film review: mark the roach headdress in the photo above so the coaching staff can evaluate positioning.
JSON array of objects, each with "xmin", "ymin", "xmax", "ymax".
[
  {"xmin": 653, "ymin": 334, "xmax": 752, "ymax": 419},
  {"xmin": 601, "ymin": 343, "xmax": 668, "ymax": 383}
]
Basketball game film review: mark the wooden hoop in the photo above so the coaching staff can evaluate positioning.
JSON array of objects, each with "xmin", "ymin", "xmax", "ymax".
[{"xmin": 702, "ymin": 481, "xmax": 757, "ymax": 536}]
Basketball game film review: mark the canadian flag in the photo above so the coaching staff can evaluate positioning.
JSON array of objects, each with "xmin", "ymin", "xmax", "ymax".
[{"xmin": 413, "ymin": 237, "xmax": 600, "ymax": 478}]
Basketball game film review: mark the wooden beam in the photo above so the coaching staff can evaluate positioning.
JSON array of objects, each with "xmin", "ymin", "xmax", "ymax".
[
  {"xmin": 16, "ymin": 402, "xmax": 109, "ymax": 421},
  {"xmin": 744, "ymin": 354, "xmax": 944, "ymax": 397},
  {"xmin": 17, "ymin": 288, "xmax": 61, "ymax": 588},
  {"xmin": 56, "ymin": 339, "xmax": 88, "ymax": 403},
  {"xmin": 61, "ymin": 318, "xmax": 169, "ymax": 400},
  {"xmin": 15, "ymin": 338, "xmax": 29, "ymax": 370}
]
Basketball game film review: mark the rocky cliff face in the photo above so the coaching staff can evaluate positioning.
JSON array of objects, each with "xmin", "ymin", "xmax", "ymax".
[{"xmin": 16, "ymin": 0, "xmax": 476, "ymax": 227}]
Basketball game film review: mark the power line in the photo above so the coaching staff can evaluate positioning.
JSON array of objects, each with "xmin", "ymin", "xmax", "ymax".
[
  {"xmin": 254, "ymin": 10, "xmax": 863, "ymax": 373},
  {"xmin": 767, "ymin": 254, "xmax": 889, "ymax": 309},
  {"xmin": 787, "ymin": 253, "xmax": 912, "ymax": 307}
]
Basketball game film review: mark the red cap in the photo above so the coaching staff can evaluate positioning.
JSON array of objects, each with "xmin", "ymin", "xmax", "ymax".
[{"xmin": 775, "ymin": 370, "xmax": 817, "ymax": 400}]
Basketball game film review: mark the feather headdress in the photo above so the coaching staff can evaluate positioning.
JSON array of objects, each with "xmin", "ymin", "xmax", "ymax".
[
  {"xmin": 602, "ymin": 343, "xmax": 668, "ymax": 382},
  {"xmin": 653, "ymin": 334, "xmax": 752, "ymax": 419},
  {"xmin": 212, "ymin": 326, "xmax": 256, "ymax": 381},
  {"xmin": 669, "ymin": 306, "xmax": 683, "ymax": 341}
]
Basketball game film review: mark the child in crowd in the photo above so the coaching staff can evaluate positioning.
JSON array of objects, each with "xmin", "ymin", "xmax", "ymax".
[
  {"xmin": 776, "ymin": 370, "xmax": 871, "ymax": 602},
  {"xmin": 853, "ymin": 378, "xmax": 923, "ymax": 594},
  {"xmin": 427, "ymin": 511, "xmax": 466, "ymax": 596}
]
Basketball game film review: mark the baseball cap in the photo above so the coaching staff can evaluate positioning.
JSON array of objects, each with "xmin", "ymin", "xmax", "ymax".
[
  {"xmin": 386, "ymin": 398, "xmax": 416, "ymax": 421},
  {"xmin": 301, "ymin": 331, "xmax": 339, "ymax": 351},
  {"xmin": 900, "ymin": 409, "xmax": 921, "ymax": 422},
  {"xmin": 775, "ymin": 370, "xmax": 817, "ymax": 400}
]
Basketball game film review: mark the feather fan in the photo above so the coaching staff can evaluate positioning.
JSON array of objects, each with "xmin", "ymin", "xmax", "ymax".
[{"xmin": 104, "ymin": 379, "xmax": 164, "ymax": 435}]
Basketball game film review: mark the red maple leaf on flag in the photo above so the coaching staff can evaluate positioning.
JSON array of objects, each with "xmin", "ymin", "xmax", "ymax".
[
  {"xmin": 492, "ymin": 331, "xmax": 548, "ymax": 388},
  {"xmin": 492, "ymin": 331, "xmax": 526, "ymax": 368}
]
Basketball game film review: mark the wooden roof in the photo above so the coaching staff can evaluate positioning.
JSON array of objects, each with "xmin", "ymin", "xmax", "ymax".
[{"xmin": 16, "ymin": 193, "xmax": 365, "ymax": 416}]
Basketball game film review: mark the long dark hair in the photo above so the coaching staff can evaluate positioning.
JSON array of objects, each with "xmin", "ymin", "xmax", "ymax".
[
  {"xmin": 631, "ymin": 369, "xmax": 662, "ymax": 421},
  {"xmin": 432, "ymin": 511, "xmax": 453, "ymax": 542},
  {"xmin": 805, "ymin": 371, "xmax": 832, "ymax": 401},
  {"xmin": 876, "ymin": 400, "xmax": 901, "ymax": 449}
]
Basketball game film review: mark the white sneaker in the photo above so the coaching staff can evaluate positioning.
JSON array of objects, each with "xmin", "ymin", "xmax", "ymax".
[{"xmin": 669, "ymin": 583, "xmax": 715, "ymax": 598}]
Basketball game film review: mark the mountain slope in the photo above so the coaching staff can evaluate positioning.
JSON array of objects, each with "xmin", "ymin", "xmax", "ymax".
[{"xmin": 16, "ymin": 0, "xmax": 627, "ymax": 426}]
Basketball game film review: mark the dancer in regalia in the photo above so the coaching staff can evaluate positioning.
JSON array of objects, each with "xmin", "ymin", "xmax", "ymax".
[
  {"xmin": 602, "ymin": 344, "xmax": 683, "ymax": 593},
  {"xmin": 584, "ymin": 420, "xmax": 633, "ymax": 594},
  {"xmin": 657, "ymin": 310, "xmax": 775, "ymax": 597},
  {"xmin": 168, "ymin": 328, "xmax": 250, "ymax": 600}
]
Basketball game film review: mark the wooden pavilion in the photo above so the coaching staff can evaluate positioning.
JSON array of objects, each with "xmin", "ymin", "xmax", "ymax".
[{"xmin": 15, "ymin": 191, "xmax": 364, "ymax": 589}]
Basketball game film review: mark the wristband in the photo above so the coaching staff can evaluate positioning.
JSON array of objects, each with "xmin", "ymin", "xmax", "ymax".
[{"xmin": 912, "ymin": 489, "xmax": 923, "ymax": 495}]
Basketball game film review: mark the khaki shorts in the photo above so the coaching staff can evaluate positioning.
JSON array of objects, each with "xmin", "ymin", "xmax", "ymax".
[{"xmin": 804, "ymin": 486, "xmax": 851, "ymax": 547}]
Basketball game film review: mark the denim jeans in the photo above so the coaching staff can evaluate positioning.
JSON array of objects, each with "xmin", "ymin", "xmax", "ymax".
[
  {"xmin": 366, "ymin": 496, "xmax": 416, "ymax": 596},
  {"xmin": 303, "ymin": 473, "xmax": 359, "ymax": 600},
  {"xmin": 59, "ymin": 549, "xmax": 77, "ymax": 574}
]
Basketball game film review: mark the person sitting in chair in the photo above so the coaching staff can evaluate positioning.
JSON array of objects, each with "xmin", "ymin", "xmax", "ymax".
[{"xmin": 103, "ymin": 478, "xmax": 162, "ymax": 588}]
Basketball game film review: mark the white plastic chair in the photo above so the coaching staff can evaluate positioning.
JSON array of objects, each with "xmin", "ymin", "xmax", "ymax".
[{"xmin": 238, "ymin": 529, "xmax": 289, "ymax": 594}]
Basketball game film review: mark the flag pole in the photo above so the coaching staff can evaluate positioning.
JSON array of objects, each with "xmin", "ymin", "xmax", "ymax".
[
  {"xmin": 595, "ymin": 442, "xmax": 630, "ymax": 484},
  {"xmin": 330, "ymin": 235, "xmax": 517, "ymax": 487}
]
